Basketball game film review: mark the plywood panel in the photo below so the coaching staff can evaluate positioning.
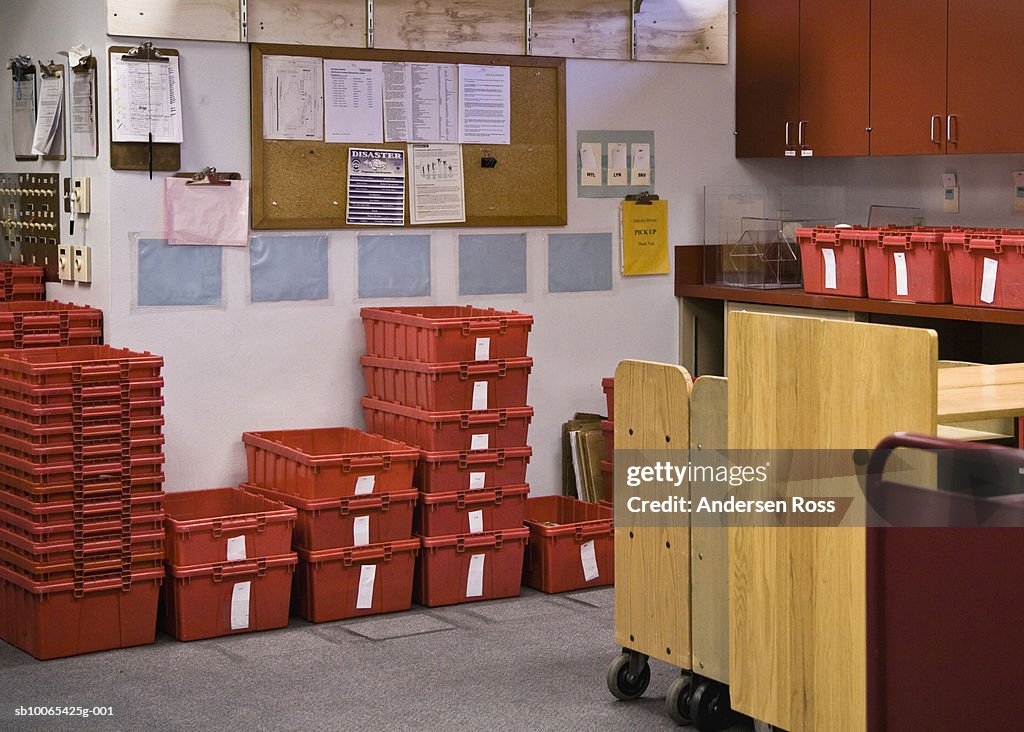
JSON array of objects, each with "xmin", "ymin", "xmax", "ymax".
[
  {"xmin": 374, "ymin": 0, "xmax": 525, "ymax": 55},
  {"xmin": 614, "ymin": 360, "xmax": 692, "ymax": 666},
  {"xmin": 248, "ymin": 0, "xmax": 364, "ymax": 46},
  {"xmin": 635, "ymin": 0, "xmax": 728, "ymax": 65},
  {"xmin": 108, "ymin": 0, "xmax": 240, "ymax": 42},
  {"xmin": 531, "ymin": 0, "xmax": 630, "ymax": 61},
  {"xmin": 689, "ymin": 376, "xmax": 729, "ymax": 683},
  {"xmin": 727, "ymin": 313, "xmax": 937, "ymax": 732}
]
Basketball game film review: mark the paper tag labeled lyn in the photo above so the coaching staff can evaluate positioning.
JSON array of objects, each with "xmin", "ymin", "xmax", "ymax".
[
  {"xmin": 580, "ymin": 540, "xmax": 600, "ymax": 582},
  {"xmin": 356, "ymin": 564, "xmax": 377, "ymax": 609},
  {"xmin": 469, "ymin": 471, "xmax": 486, "ymax": 490},
  {"xmin": 475, "ymin": 337, "xmax": 490, "ymax": 361},
  {"xmin": 470, "ymin": 433, "xmax": 489, "ymax": 451},
  {"xmin": 822, "ymin": 248, "xmax": 837, "ymax": 290},
  {"xmin": 981, "ymin": 257, "xmax": 998, "ymax": 304},
  {"xmin": 893, "ymin": 251, "xmax": 909, "ymax": 296},
  {"xmin": 466, "ymin": 553, "xmax": 485, "ymax": 597},
  {"xmin": 230, "ymin": 581, "xmax": 251, "ymax": 630},
  {"xmin": 226, "ymin": 535, "xmax": 247, "ymax": 562},
  {"xmin": 472, "ymin": 381, "xmax": 488, "ymax": 410},
  {"xmin": 468, "ymin": 509, "xmax": 484, "ymax": 534},
  {"xmin": 353, "ymin": 515, "xmax": 370, "ymax": 546},
  {"xmin": 355, "ymin": 474, "xmax": 375, "ymax": 495}
]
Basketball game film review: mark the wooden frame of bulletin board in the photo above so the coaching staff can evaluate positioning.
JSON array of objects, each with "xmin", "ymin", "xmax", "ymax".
[{"xmin": 250, "ymin": 44, "xmax": 566, "ymax": 229}]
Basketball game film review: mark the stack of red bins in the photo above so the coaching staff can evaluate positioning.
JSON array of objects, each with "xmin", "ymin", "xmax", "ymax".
[
  {"xmin": 160, "ymin": 488, "xmax": 298, "ymax": 640},
  {"xmin": 241, "ymin": 427, "xmax": 421, "ymax": 622},
  {"xmin": 359, "ymin": 306, "xmax": 533, "ymax": 607},
  {"xmin": 0, "ymin": 345, "xmax": 167, "ymax": 659},
  {"xmin": 0, "ymin": 263, "xmax": 45, "ymax": 302}
]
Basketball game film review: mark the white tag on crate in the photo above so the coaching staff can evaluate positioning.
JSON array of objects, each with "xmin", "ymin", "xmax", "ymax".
[
  {"xmin": 466, "ymin": 553, "xmax": 485, "ymax": 598},
  {"xmin": 470, "ymin": 433, "xmax": 489, "ymax": 451},
  {"xmin": 893, "ymin": 252, "xmax": 909, "ymax": 296},
  {"xmin": 981, "ymin": 257, "xmax": 998, "ymax": 304},
  {"xmin": 355, "ymin": 475, "xmax": 376, "ymax": 495},
  {"xmin": 469, "ymin": 471, "xmax": 486, "ymax": 490},
  {"xmin": 468, "ymin": 509, "xmax": 484, "ymax": 534},
  {"xmin": 353, "ymin": 516, "xmax": 370, "ymax": 546},
  {"xmin": 472, "ymin": 381, "xmax": 488, "ymax": 410},
  {"xmin": 475, "ymin": 337, "xmax": 490, "ymax": 361},
  {"xmin": 226, "ymin": 536, "xmax": 246, "ymax": 562},
  {"xmin": 822, "ymin": 248, "xmax": 837, "ymax": 290},
  {"xmin": 356, "ymin": 564, "xmax": 377, "ymax": 609},
  {"xmin": 580, "ymin": 540, "xmax": 600, "ymax": 582},
  {"xmin": 230, "ymin": 581, "xmax": 251, "ymax": 630}
]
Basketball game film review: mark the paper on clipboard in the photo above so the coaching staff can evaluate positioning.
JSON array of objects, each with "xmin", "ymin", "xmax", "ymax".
[
  {"xmin": 31, "ymin": 73, "xmax": 64, "ymax": 156},
  {"xmin": 110, "ymin": 54, "xmax": 182, "ymax": 143},
  {"xmin": 165, "ymin": 178, "xmax": 250, "ymax": 246},
  {"xmin": 9, "ymin": 59, "xmax": 36, "ymax": 158}
]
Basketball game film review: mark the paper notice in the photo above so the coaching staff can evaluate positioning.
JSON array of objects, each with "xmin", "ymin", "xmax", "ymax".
[
  {"xmin": 469, "ymin": 471, "xmax": 486, "ymax": 490},
  {"xmin": 323, "ymin": 60, "xmax": 383, "ymax": 144},
  {"xmin": 261, "ymin": 55, "xmax": 323, "ymax": 141},
  {"xmin": 355, "ymin": 475, "xmax": 376, "ymax": 495},
  {"xmin": 981, "ymin": 257, "xmax": 998, "ymax": 304},
  {"xmin": 893, "ymin": 251, "xmax": 909, "ymax": 296},
  {"xmin": 409, "ymin": 143, "xmax": 465, "ymax": 225},
  {"xmin": 353, "ymin": 515, "xmax": 370, "ymax": 546},
  {"xmin": 630, "ymin": 143, "xmax": 651, "ymax": 186},
  {"xmin": 11, "ymin": 73, "xmax": 36, "ymax": 157},
  {"xmin": 226, "ymin": 536, "xmax": 247, "ymax": 562},
  {"xmin": 31, "ymin": 74, "xmax": 64, "ymax": 156},
  {"xmin": 468, "ymin": 510, "xmax": 484, "ymax": 534},
  {"xmin": 111, "ymin": 55, "xmax": 183, "ymax": 143},
  {"xmin": 356, "ymin": 565, "xmax": 376, "ymax": 609},
  {"xmin": 580, "ymin": 540, "xmax": 600, "ymax": 582},
  {"xmin": 230, "ymin": 581, "xmax": 251, "ymax": 630},
  {"xmin": 580, "ymin": 143, "xmax": 602, "ymax": 187},
  {"xmin": 470, "ymin": 434, "xmax": 489, "ymax": 451},
  {"xmin": 472, "ymin": 381, "xmax": 488, "ymax": 410},
  {"xmin": 822, "ymin": 248, "xmax": 837, "ymax": 290},
  {"xmin": 466, "ymin": 554, "xmax": 485, "ymax": 597},
  {"xmin": 607, "ymin": 142, "xmax": 627, "ymax": 186},
  {"xmin": 71, "ymin": 68, "xmax": 98, "ymax": 157},
  {"xmin": 383, "ymin": 62, "xmax": 458, "ymax": 143},
  {"xmin": 346, "ymin": 147, "xmax": 406, "ymax": 226},
  {"xmin": 475, "ymin": 337, "xmax": 490, "ymax": 361},
  {"xmin": 458, "ymin": 64, "xmax": 510, "ymax": 145}
]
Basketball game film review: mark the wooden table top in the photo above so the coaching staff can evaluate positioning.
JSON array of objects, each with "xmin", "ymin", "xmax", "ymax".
[{"xmin": 938, "ymin": 363, "xmax": 1024, "ymax": 421}]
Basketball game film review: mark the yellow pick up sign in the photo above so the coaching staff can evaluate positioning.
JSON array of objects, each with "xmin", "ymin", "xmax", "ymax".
[{"xmin": 621, "ymin": 199, "xmax": 669, "ymax": 275}]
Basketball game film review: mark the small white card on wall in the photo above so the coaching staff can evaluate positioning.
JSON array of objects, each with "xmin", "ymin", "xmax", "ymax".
[
  {"xmin": 630, "ymin": 143, "xmax": 650, "ymax": 186},
  {"xmin": 580, "ymin": 143, "xmax": 602, "ymax": 187},
  {"xmin": 607, "ymin": 142, "xmax": 627, "ymax": 186}
]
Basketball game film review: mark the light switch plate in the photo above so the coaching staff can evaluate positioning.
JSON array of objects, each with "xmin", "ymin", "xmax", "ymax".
[
  {"xmin": 57, "ymin": 244, "xmax": 73, "ymax": 281},
  {"xmin": 72, "ymin": 245, "xmax": 91, "ymax": 283}
]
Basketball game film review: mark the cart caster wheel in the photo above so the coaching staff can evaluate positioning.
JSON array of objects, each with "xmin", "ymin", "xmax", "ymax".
[
  {"xmin": 689, "ymin": 680, "xmax": 732, "ymax": 732},
  {"xmin": 665, "ymin": 673, "xmax": 693, "ymax": 725},
  {"xmin": 606, "ymin": 652, "xmax": 651, "ymax": 701}
]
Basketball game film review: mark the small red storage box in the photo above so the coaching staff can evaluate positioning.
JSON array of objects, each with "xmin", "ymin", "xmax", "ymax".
[
  {"xmin": 0, "ymin": 301, "xmax": 103, "ymax": 349},
  {"xmin": 602, "ymin": 377, "xmax": 614, "ymax": 420},
  {"xmin": 944, "ymin": 232, "xmax": 1024, "ymax": 309},
  {"xmin": 360, "ymin": 306, "xmax": 532, "ymax": 362},
  {"xmin": 416, "ymin": 446, "xmax": 531, "ymax": 493},
  {"xmin": 292, "ymin": 539, "xmax": 419, "ymax": 622},
  {"xmin": 414, "ymin": 484, "xmax": 529, "ymax": 536},
  {"xmin": 522, "ymin": 496, "xmax": 614, "ymax": 593},
  {"xmin": 797, "ymin": 227, "xmax": 867, "ymax": 297},
  {"xmin": 0, "ymin": 564, "xmax": 163, "ymax": 660},
  {"xmin": 163, "ymin": 488, "xmax": 296, "ymax": 566},
  {"xmin": 361, "ymin": 397, "xmax": 533, "ymax": 452},
  {"xmin": 0, "ymin": 505, "xmax": 163, "ymax": 544},
  {"xmin": 600, "ymin": 459, "xmax": 614, "ymax": 502},
  {"xmin": 860, "ymin": 230, "xmax": 950, "ymax": 303},
  {"xmin": 0, "ymin": 451, "xmax": 164, "ymax": 487},
  {"xmin": 243, "ymin": 482, "xmax": 417, "ymax": 550},
  {"xmin": 0, "ymin": 263, "xmax": 45, "ymax": 302},
  {"xmin": 0, "ymin": 394, "xmax": 164, "ymax": 431},
  {"xmin": 160, "ymin": 553, "xmax": 297, "ymax": 641},
  {"xmin": 0, "ymin": 524, "xmax": 164, "ymax": 570},
  {"xmin": 414, "ymin": 527, "xmax": 528, "ymax": 607},
  {"xmin": 243, "ymin": 427, "xmax": 418, "ymax": 499},
  {"xmin": 0, "ymin": 473, "xmax": 164, "ymax": 507},
  {"xmin": 360, "ymin": 356, "xmax": 532, "ymax": 411},
  {"xmin": 0, "ymin": 345, "xmax": 162, "ymax": 388},
  {"xmin": 0, "ymin": 489, "xmax": 163, "ymax": 528}
]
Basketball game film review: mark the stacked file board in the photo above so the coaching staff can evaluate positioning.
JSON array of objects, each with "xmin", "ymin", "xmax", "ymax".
[
  {"xmin": 360, "ymin": 306, "xmax": 533, "ymax": 607},
  {"xmin": 601, "ymin": 376, "xmax": 614, "ymax": 503}
]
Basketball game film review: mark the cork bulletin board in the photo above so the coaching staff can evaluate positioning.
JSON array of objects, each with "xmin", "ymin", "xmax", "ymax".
[{"xmin": 250, "ymin": 44, "xmax": 566, "ymax": 229}]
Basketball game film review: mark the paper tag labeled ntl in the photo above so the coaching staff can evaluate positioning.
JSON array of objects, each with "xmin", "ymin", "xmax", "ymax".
[
  {"xmin": 466, "ymin": 553, "xmax": 486, "ymax": 597},
  {"xmin": 353, "ymin": 515, "xmax": 370, "ymax": 546},
  {"xmin": 230, "ymin": 581, "xmax": 251, "ymax": 630},
  {"xmin": 468, "ymin": 509, "xmax": 484, "ymax": 534},
  {"xmin": 475, "ymin": 337, "xmax": 490, "ymax": 361},
  {"xmin": 356, "ymin": 564, "xmax": 377, "ymax": 609},
  {"xmin": 981, "ymin": 257, "xmax": 998, "ymax": 304},
  {"xmin": 821, "ymin": 248, "xmax": 837, "ymax": 290},
  {"xmin": 472, "ymin": 381, "xmax": 488, "ymax": 410},
  {"xmin": 355, "ymin": 474, "xmax": 375, "ymax": 495},
  {"xmin": 893, "ymin": 251, "xmax": 909, "ymax": 297},
  {"xmin": 226, "ymin": 535, "xmax": 247, "ymax": 562},
  {"xmin": 580, "ymin": 540, "xmax": 600, "ymax": 582},
  {"xmin": 470, "ymin": 433, "xmax": 489, "ymax": 451}
]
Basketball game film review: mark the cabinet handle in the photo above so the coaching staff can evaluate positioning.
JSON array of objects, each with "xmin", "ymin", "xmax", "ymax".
[
  {"xmin": 947, "ymin": 114, "xmax": 959, "ymax": 145},
  {"xmin": 785, "ymin": 121, "xmax": 792, "ymax": 148},
  {"xmin": 798, "ymin": 120, "xmax": 806, "ymax": 147},
  {"xmin": 930, "ymin": 115, "xmax": 941, "ymax": 144}
]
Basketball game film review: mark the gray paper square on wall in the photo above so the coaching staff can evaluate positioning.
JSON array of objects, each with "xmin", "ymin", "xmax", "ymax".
[
  {"xmin": 548, "ymin": 233, "xmax": 613, "ymax": 293},
  {"xmin": 250, "ymin": 235, "xmax": 329, "ymax": 302},
  {"xmin": 137, "ymin": 238, "xmax": 222, "ymax": 306},
  {"xmin": 458, "ymin": 234, "xmax": 527, "ymax": 296},
  {"xmin": 358, "ymin": 234, "xmax": 431, "ymax": 298}
]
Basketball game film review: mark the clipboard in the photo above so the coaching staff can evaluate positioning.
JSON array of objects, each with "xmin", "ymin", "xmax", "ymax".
[
  {"xmin": 39, "ymin": 62, "xmax": 66, "ymax": 162},
  {"xmin": 70, "ymin": 54, "xmax": 98, "ymax": 159},
  {"xmin": 9, "ymin": 58, "xmax": 37, "ymax": 161},
  {"xmin": 108, "ymin": 43, "xmax": 181, "ymax": 173}
]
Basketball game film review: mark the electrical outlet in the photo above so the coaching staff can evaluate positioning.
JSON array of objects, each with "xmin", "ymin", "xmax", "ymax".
[
  {"xmin": 62, "ymin": 177, "xmax": 91, "ymax": 214},
  {"xmin": 58, "ymin": 244, "xmax": 73, "ymax": 281},
  {"xmin": 943, "ymin": 187, "xmax": 960, "ymax": 214},
  {"xmin": 72, "ymin": 245, "xmax": 91, "ymax": 283}
]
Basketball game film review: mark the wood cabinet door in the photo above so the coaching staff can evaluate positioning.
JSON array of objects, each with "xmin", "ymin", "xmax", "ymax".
[
  {"xmin": 797, "ymin": 0, "xmax": 870, "ymax": 156},
  {"xmin": 735, "ymin": 0, "xmax": 800, "ymax": 158},
  {"xmin": 870, "ymin": 0, "xmax": 947, "ymax": 155},
  {"xmin": 947, "ymin": 0, "xmax": 1024, "ymax": 154}
]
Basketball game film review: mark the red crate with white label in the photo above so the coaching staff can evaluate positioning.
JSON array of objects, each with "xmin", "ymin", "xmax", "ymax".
[
  {"xmin": 944, "ymin": 232, "xmax": 1024, "ymax": 310},
  {"xmin": 360, "ymin": 356, "xmax": 532, "ymax": 412},
  {"xmin": 797, "ymin": 227, "xmax": 868, "ymax": 297},
  {"xmin": 414, "ymin": 484, "xmax": 529, "ymax": 536},
  {"xmin": 859, "ymin": 230, "xmax": 950, "ymax": 303},
  {"xmin": 415, "ymin": 446, "xmax": 531, "ymax": 494},
  {"xmin": 414, "ymin": 527, "xmax": 528, "ymax": 607},
  {"xmin": 522, "ymin": 496, "xmax": 614, "ymax": 593},
  {"xmin": 361, "ymin": 397, "xmax": 533, "ymax": 453}
]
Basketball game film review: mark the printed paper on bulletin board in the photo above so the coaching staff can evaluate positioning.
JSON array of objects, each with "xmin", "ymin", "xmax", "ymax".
[{"xmin": 621, "ymin": 200, "xmax": 669, "ymax": 275}]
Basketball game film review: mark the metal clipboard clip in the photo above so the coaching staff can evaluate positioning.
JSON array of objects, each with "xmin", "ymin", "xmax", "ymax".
[
  {"xmin": 39, "ymin": 60, "xmax": 61, "ymax": 78},
  {"xmin": 185, "ymin": 167, "xmax": 237, "ymax": 187},
  {"xmin": 625, "ymin": 191, "xmax": 659, "ymax": 205},
  {"xmin": 121, "ymin": 41, "xmax": 168, "ymax": 64}
]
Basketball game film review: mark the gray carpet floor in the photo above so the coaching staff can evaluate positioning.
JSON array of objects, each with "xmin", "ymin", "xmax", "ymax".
[{"xmin": 0, "ymin": 587, "xmax": 752, "ymax": 731}]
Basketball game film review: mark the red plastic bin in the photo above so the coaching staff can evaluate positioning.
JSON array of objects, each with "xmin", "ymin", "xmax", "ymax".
[
  {"xmin": 360, "ymin": 306, "xmax": 533, "ymax": 362},
  {"xmin": 0, "ymin": 394, "xmax": 164, "ymax": 430},
  {"xmin": 599, "ymin": 459, "xmax": 614, "ymax": 502},
  {"xmin": 0, "ymin": 263, "xmax": 45, "ymax": 302},
  {"xmin": 414, "ymin": 484, "xmax": 530, "ymax": 536},
  {"xmin": 0, "ymin": 430, "xmax": 163, "ymax": 465},
  {"xmin": 243, "ymin": 482, "xmax": 417, "ymax": 551},
  {"xmin": 0, "ymin": 301, "xmax": 103, "ymax": 348},
  {"xmin": 414, "ymin": 527, "xmax": 528, "ymax": 607},
  {"xmin": 292, "ymin": 539, "xmax": 419, "ymax": 622},
  {"xmin": 416, "ymin": 446, "xmax": 532, "ymax": 493},
  {"xmin": 0, "ymin": 376, "xmax": 163, "ymax": 409},
  {"xmin": 360, "ymin": 355, "xmax": 532, "ymax": 412},
  {"xmin": 243, "ymin": 427, "xmax": 418, "ymax": 499},
  {"xmin": 0, "ymin": 489, "xmax": 163, "ymax": 527},
  {"xmin": 0, "ymin": 564, "xmax": 163, "ymax": 659},
  {"xmin": 0, "ymin": 505, "xmax": 163, "ymax": 544},
  {"xmin": 859, "ymin": 230, "xmax": 950, "ymax": 303},
  {"xmin": 0, "ymin": 524, "xmax": 164, "ymax": 569},
  {"xmin": 0, "ymin": 451, "xmax": 164, "ymax": 486},
  {"xmin": 0, "ymin": 472, "xmax": 164, "ymax": 507},
  {"xmin": 160, "ymin": 553, "xmax": 297, "ymax": 641},
  {"xmin": 361, "ymin": 397, "xmax": 533, "ymax": 452},
  {"xmin": 163, "ymin": 488, "xmax": 296, "ymax": 566},
  {"xmin": 0, "ymin": 346, "xmax": 162, "ymax": 387},
  {"xmin": 0, "ymin": 410, "xmax": 163, "ymax": 447},
  {"xmin": 600, "ymin": 419, "xmax": 614, "ymax": 456},
  {"xmin": 602, "ymin": 377, "xmax": 614, "ymax": 420},
  {"xmin": 944, "ymin": 232, "xmax": 1024, "ymax": 309},
  {"xmin": 797, "ymin": 227, "xmax": 867, "ymax": 297},
  {"xmin": 522, "ymin": 496, "xmax": 614, "ymax": 593}
]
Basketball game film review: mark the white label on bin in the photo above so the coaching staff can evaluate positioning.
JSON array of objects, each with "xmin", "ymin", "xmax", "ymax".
[
  {"xmin": 981, "ymin": 257, "xmax": 998, "ymax": 304},
  {"xmin": 580, "ymin": 540, "xmax": 600, "ymax": 582},
  {"xmin": 468, "ymin": 509, "xmax": 484, "ymax": 534},
  {"xmin": 466, "ymin": 553, "xmax": 485, "ymax": 598},
  {"xmin": 893, "ymin": 252, "xmax": 909, "ymax": 296},
  {"xmin": 226, "ymin": 536, "xmax": 246, "ymax": 562},
  {"xmin": 472, "ymin": 381, "xmax": 488, "ymax": 410},
  {"xmin": 353, "ymin": 516, "xmax": 370, "ymax": 546},
  {"xmin": 469, "ymin": 471, "xmax": 486, "ymax": 490},
  {"xmin": 356, "ymin": 564, "xmax": 377, "ymax": 609},
  {"xmin": 355, "ymin": 475, "xmax": 376, "ymax": 495},
  {"xmin": 230, "ymin": 581, "xmax": 251, "ymax": 630},
  {"xmin": 475, "ymin": 337, "xmax": 490, "ymax": 362},
  {"xmin": 470, "ymin": 433, "xmax": 489, "ymax": 451},
  {"xmin": 822, "ymin": 248, "xmax": 837, "ymax": 290}
]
